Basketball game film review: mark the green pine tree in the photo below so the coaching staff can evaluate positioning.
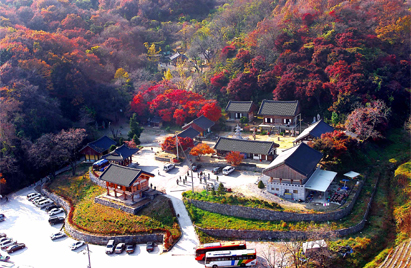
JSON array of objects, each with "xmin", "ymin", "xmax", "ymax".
[
  {"xmin": 217, "ymin": 183, "xmax": 225, "ymax": 195},
  {"xmin": 128, "ymin": 113, "xmax": 143, "ymax": 139},
  {"xmin": 258, "ymin": 180, "xmax": 265, "ymax": 189}
]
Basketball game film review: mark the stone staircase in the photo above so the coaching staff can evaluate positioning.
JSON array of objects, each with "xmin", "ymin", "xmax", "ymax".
[{"xmin": 379, "ymin": 239, "xmax": 411, "ymax": 268}]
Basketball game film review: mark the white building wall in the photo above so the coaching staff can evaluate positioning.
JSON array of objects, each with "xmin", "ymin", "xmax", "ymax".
[{"xmin": 267, "ymin": 182, "xmax": 306, "ymax": 200}]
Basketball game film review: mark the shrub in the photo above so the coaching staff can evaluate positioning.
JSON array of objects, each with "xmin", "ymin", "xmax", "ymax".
[{"xmin": 258, "ymin": 181, "xmax": 265, "ymax": 189}]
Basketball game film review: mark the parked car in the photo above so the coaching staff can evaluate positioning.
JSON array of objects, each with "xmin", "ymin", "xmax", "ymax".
[
  {"xmin": 48, "ymin": 208, "xmax": 64, "ymax": 216},
  {"xmin": 105, "ymin": 240, "xmax": 115, "ymax": 254},
  {"xmin": 0, "ymin": 237, "xmax": 9, "ymax": 244},
  {"xmin": 163, "ymin": 163, "xmax": 175, "ymax": 172},
  {"xmin": 115, "ymin": 243, "xmax": 125, "ymax": 254},
  {"xmin": 32, "ymin": 197, "xmax": 46, "ymax": 204},
  {"xmin": 0, "ymin": 234, "xmax": 6, "ymax": 239},
  {"xmin": 191, "ymin": 164, "xmax": 202, "ymax": 172},
  {"xmin": 50, "ymin": 232, "xmax": 66, "ymax": 241},
  {"xmin": 146, "ymin": 242, "xmax": 155, "ymax": 252},
  {"xmin": 37, "ymin": 199, "xmax": 53, "ymax": 208},
  {"xmin": 27, "ymin": 193, "xmax": 40, "ymax": 199},
  {"xmin": 0, "ymin": 239, "xmax": 15, "ymax": 250},
  {"xmin": 212, "ymin": 166, "xmax": 223, "ymax": 174},
  {"xmin": 48, "ymin": 216, "xmax": 65, "ymax": 225},
  {"xmin": 126, "ymin": 244, "xmax": 135, "ymax": 254},
  {"xmin": 6, "ymin": 243, "xmax": 25, "ymax": 253},
  {"xmin": 28, "ymin": 193, "xmax": 41, "ymax": 201},
  {"xmin": 222, "ymin": 166, "xmax": 235, "ymax": 175},
  {"xmin": 70, "ymin": 241, "xmax": 85, "ymax": 251},
  {"xmin": 45, "ymin": 204, "xmax": 60, "ymax": 212},
  {"xmin": 0, "ymin": 214, "xmax": 5, "ymax": 222}
]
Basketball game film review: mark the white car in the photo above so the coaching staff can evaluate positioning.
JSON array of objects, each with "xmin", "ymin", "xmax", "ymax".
[
  {"xmin": 36, "ymin": 199, "xmax": 53, "ymax": 208},
  {"xmin": 50, "ymin": 232, "xmax": 66, "ymax": 241},
  {"xmin": 70, "ymin": 241, "xmax": 85, "ymax": 250},
  {"xmin": 48, "ymin": 208, "xmax": 64, "ymax": 216},
  {"xmin": 163, "ymin": 163, "xmax": 175, "ymax": 172},
  {"xmin": 115, "ymin": 243, "xmax": 125, "ymax": 254},
  {"xmin": 222, "ymin": 166, "xmax": 235, "ymax": 175},
  {"xmin": 31, "ymin": 196, "xmax": 45, "ymax": 203},
  {"xmin": 105, "ymin": 240, "xmax": 115, "ymax": 254},
  {"xmin": 0, "ymin": 239, "xmax": 15, "ymax": 250},
  {"xmin": 27, "ymin": 193, "xmax": 40, "ymax": 200},
  {"xmin": 0, "ymin": 237, "xmax": 9, "ymax": 244}
]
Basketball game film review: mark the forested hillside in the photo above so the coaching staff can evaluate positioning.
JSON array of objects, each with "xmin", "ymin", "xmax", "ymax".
[{"xmin": 0, "ymin": 0, "xmax": 410, "ymax": 266}]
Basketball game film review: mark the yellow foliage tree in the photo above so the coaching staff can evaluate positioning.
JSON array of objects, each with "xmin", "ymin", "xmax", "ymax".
[
  {"xmin": 163, "ymin": 69, "xmax": 172, "ymax": 81},
  {"xmin": 144, "ymin": 42, "xmax": 161, "ymax": 62},
  {"xmin": 375, "ymin": 15, "xmax": 411, "ymax": 44}
]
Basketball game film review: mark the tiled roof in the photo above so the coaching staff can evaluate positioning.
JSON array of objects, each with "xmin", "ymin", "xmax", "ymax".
[
  {"xmin": 99, "ymin": 164, "xmax": 154, "ymax": 187},
  {"xmin": 177, "ymin": 127, "xmax": 200, "ymax": 139},
  {"xmin": 257, "ymin": 100, "xmax": 299, "ymax": 116},
  {"xmin": 293, "ymin": 120, "xmax": 334, "ymax": 143},
  {"xmin": 102, "ymin": 145, "xmax": 139, "ymax": 161},
  {"xmin": 184, "ymin": 115, "xmax": 215, "ymax": 130},
  {"xmin": 264, "ymin": 143, "xmax": 322, "ymax": 177},
  {"xmin": 225, "ymin": 101, "xmax": 254, "ymax": 113},
  {"xmin": 82, "ymin": 136, "xmax": 116, "ymax": 154},
  {"xmin": 214, "ymin": 137, "xmax": 279, "ymax": 155}
]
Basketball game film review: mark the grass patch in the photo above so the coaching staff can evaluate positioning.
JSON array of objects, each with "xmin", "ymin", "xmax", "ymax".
[
  {"xmin": 48, "ymin": 171, "xmax": 181, "ymax": 238},
  {"xmin": 183, "ymin": 190, "xmax": 283, "ymax": 211}
]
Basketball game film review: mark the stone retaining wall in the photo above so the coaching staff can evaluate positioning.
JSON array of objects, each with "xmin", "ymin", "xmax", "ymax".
[
  {"xmin": 94, "ymin": 195, "xmax": 150, "ymax": 215},
  {"xmin": 89, "ymin": 170, "xmax": 106, "ymax": 187},
  {"xmin": 41, "ymin": 185, "xmax": 163, "ymax": 245},
  {"xmin": 194, "ymin": 177, "xmax": 379, "ymax": 240},
  {"xmin": 187, "ymin": 181, "xmax": 363, "ymax": 222},
  {"xmin": 194, "ymin": 161, "xmax": 263, "ymax": 172}
]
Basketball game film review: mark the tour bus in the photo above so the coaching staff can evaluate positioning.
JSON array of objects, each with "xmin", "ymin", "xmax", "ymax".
[
  {"xmin": 195, "ymin": 241, "xmax": 246, "ymax": 261},
  {"xmin": 205, "ymin": 249, "xmax": 257, "ymax": 268}
]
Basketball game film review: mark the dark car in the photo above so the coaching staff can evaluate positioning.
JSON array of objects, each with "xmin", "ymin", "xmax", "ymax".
[
  {"xmin": 0, "ymin": 214, "xmax": 5, "ymax": 222},
  {"xmin": 146, "ymin": 242, "xmax": 155, "ymax": 252},
  {"xmin": 191, "ymin": 164, "xmax": 202, "ymax": 172},
  {"xmin": 48, "ymin": 216, "xmax": 65, "ymax": 225},
  {"xmin": 212, "ymin": 166, "xmax": 223, "ymax": 174},
  {"xmin": 126, "ymin": 244, "xmax": 135, "ymax": 254},
  {"xmin": 45, "ymin": 204, "xmax": 60, "ymax": 212},
  {"xmin": 6, "ymin": 243, "xmax": 25, "ymax": 253}
]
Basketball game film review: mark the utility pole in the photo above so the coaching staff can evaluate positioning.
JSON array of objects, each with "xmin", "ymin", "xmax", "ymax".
[
  {"xmin": 175, "ymin": 133, "xmax": 179, "ymax": 159},
  {"xmin": 86, "ymin": 243, "xmax": 91, "ymax": 268}
]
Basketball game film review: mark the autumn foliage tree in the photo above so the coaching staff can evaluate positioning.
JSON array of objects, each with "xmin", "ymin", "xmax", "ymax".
[
  {"xmin": 131, "ymin": 82, "xmax": 221, "ymax": 125},
  {"xmin": 225, "ymin": 151, "xmax": 244, "ymax": 166},
  {"xmin": 308, "ymin": 131, "xmax": 357, "ymax": 161},
  {"xmin": 161, "ymin": 136, "xmax": 194, "ymax": 154},
  {"xmin": 189, "ymin": 143, "xmax": 215, "ymax": 160},
  {"xmin": 345, "ymin": 100, "xmax": 391, "ymax": 141}
]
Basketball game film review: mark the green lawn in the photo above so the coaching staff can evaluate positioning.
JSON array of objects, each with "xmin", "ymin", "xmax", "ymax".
[
  {"xmin": 183, "ymin": 190, "xmax": 283, "ymax": 211},
  {"xmin": 48, "ymin": 169, "xmax": 181, "ymax": 237}
]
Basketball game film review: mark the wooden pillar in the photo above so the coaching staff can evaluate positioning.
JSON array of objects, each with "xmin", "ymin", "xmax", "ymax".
[
  {"xmin": 131, "ymin": 194, "xmax": 134, "ymax": 203},
  {"xmin": 123, "ymin": 191, "xmax": 127, "ymax": 200},
  {"xmin": 114, "ymin": 189, "xmax": 117, "ymax": 198},
  {"xmin": 106, "ymin": 186, "xmax": 110, "ymax": 195}
]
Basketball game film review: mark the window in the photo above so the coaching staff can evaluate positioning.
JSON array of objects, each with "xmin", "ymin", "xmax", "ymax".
[
  {"xmin": 293, "ymin": 190, "xmax": 298, "ymax": 194},
  {"xmin": 276, "ymin": 188, "xmax": 279, "ymax": 191},
  {"xmin": 284, "ymin": 189, "xmax": 290, "ymax": 193}
]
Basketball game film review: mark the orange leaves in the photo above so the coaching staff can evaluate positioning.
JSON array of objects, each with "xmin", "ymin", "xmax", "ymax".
[
  {"xmin": 189, "ymin": 143, "xmax": 215, "ymax": 159},
  {"xmin": 225, "ymin": 151, "xmax": 244, "ymax": 166},
  {"xmin": 376, "ymin": 15, "xmax": 411, "ymax": 45}
]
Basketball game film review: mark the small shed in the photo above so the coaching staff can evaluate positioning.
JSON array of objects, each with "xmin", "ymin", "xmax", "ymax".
[
  {"xmin": 182, "ymin": 115, "xmax": 215, "ymax": 136},
  {"xmin": 79, "ymin": 136, "xmax": 116, "ymax": 161},
  {"xmin": 344, "ymin": 171, "xmax": 361, "ymax": 179}
]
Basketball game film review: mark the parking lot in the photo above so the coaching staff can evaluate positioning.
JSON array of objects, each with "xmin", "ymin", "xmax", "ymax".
[
  {"xmin": 0, "ymin": 187, "xmax": 204, "ymax": 268},
  {"xmin": 0, "ymin": 143, "xmax": 279, "ymax": 268}
]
